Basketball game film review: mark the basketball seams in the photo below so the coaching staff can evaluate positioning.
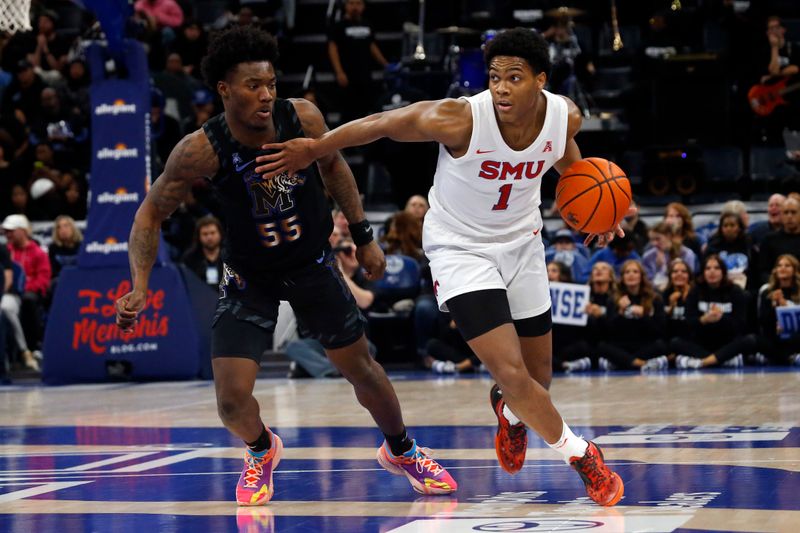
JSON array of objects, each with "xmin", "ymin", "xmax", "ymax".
[{"xmin": 579, "ymin": 178, "xmax": 604, "ymax": 232}]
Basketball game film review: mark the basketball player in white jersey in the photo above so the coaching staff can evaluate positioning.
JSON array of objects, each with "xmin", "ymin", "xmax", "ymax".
[{"xmin": 255, "ymin": 28, "xmax": 625, "ymax": 505}]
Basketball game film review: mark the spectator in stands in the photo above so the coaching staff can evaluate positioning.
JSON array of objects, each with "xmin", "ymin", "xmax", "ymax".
[
  {"xmin": 0, "ymin": 245, "xmax": 12, "ymax": 382},
  {"xmin": 29, "ymin": 175, "xmax": 64, "ymax": 221},
  {"xmin": 750, "ymin": 193, "xmax": 785, "ymax": 248},
  {"xmin": 154, "ymin": 52, "xmax": 200, "ymax": 122},
  {"xmin": 588, "ymin": 233, "xmax": 640, "ymax": 275},
  {"xmin": 382, "ymin": 211, "xmax": 423, "ymax": 262},
  {"xmin": 172, "ymin": 20, "xmax": 208, "ymax": 79},
  {"xmin": 758, "ymin": 254, "xmax": 800, "ymax": 366},
  {"xmin": 596, "ymin": 259, "xmax": 668, "ymax": 371},
  {"xmin": 63, "ymin": 59, "xmax": 90, "ymax": 117},
  {"xmin": 1, "ymin": 59, "xmax": 46, "ymax": 125},
  {"xmin": 181, "ymin": 215, "xmax": 224, "ymax": 290},
  {"xmin": 721, "ymin": 199, "xmax": 750, "ymax": 226},
  {"xmin": 664, "ymin": 202, "xmax": 702, "ymax": 257},
  {"xmin": 755, "ymin": 16, "xmax": 800, "ymax": 142},
  {"xmin": 150, "ymin": 88, "xmax": 182, "ymax": 176},
  {"xmin": 62, "ymin": 178, "xmax": 86, "ymax": 220},
  {"xmin": 674, "ymin": 254, "xmax": 755, "ymax": 369},
  {"xmin": 621, "ymin": 200, "xmax": 648, "ymax": 254},
  {"xmin": 404, "ymin": 194, "xmax": 429, "ymax": 222},
  {"xmin": 327, "ymin": 0, "xmax": 389, "ymax": 122},
  {"xmin": 29, "ymin": 87, "xmax": 88, "ymax": 170},
  {"xmin": 423, "ymin": 311, "xmax": 481, "ymax": 374},
  {"xmin": 758, "ymin": 195, "xmax": 800, "ymax": 284},
  {"xmin": 546, "ymin": 228, "xmax": 590, "ymax": 283},
  {"xmin": 27, "ymin": 10, "xmax": 72, "ymax": 73},
  {"xmin": 161, "ymin": 188, "xmax": 209, "ymax": 260},
  {"xmin": 1, "ymin": 214, "xmax": 48, "ymax": 371},
  {"xmin": 181, "ymin": 88, "xmax": 215, "ymax": 136},
  {"xmin": 704, "ymin": 212, "xmax": 754, "ymax": 289},
  {"xmin": 332, "ymin": 208, "xmax": 350, "ymax": 240},
  {"xmin": 663, "ymin": 258, "xmax": 693, "ymax": 342},
  {"xmin": 561, "ymin": 262, "xmax": 617, "ymax": 373},
  {"xmin": 642, "ymin": 222, "xmax": 697, "ymax": 291},
  {"xmin": 9, "ymin": 184, "xmax": 32, "ymax": 218},
  {"xmin": 763, "ymin": 16, "xmax": 799, "ymax": 82},
  {"xmin": 134, "ymin": 0, "xmax": 185, "ymax": 29},
  {"xmin": 48, "ymin": 215, "xmax": 82, "ymax": 280}
]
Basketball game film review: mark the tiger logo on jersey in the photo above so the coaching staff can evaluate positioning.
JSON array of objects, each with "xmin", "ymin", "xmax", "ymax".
[{"xmin": 247, "ymin": 171, "xmax": 307, "ymax": 217}]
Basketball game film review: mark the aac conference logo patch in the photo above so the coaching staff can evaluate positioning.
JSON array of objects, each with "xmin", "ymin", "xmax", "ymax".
[{"xmin": 94, "ymin": 99, "xmax": 137, "ymax": 116}]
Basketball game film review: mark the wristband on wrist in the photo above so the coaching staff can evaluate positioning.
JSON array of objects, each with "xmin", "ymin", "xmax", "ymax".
[{"xmin": 348, "ymin": 219, "xmax": 374, "ymax": 247}]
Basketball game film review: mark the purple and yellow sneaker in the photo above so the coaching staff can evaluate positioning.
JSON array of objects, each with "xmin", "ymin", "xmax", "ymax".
[
  {"xmin": 377, "ymin": 439, "xmax": 457, "ymax": 495},
  {"xmin": 236, "ymin": 432, "xmax": 283, "ymax": 506}
]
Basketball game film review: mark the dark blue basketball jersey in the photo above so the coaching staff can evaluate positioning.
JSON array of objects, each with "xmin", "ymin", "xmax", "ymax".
[{"xmin": 202, "ymin": 99, "xmax": 332, "ymax": 279}]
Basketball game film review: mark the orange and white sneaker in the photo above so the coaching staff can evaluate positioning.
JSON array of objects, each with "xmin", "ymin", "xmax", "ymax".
[
  {"xmin": 377, "ymin": 440, "xmax": 457, "ymax": 495},
  {"xmin": 490, "ymin": 384, "xmax": 527, "ymax": 474},
  {"xmin": 569, "ymin": 441, "xmax": 624, "ymax": 506},
  {"xmin": 236, "ymin": 433, "xmax": 284, "ymax": 506}
]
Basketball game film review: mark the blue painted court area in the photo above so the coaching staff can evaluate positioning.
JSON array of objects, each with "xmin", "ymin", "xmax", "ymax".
[{"xmin": 1, "ymin": 368, "xmax": 797, "ymax": 532}]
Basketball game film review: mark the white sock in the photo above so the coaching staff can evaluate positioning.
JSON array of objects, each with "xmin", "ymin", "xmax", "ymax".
[
  {"xmin": 547, "ymin": 420, "xmax": 589, "ymax": 462},
  {"xmin": 502, "ymin": 404, "xmax": 522, "ymax": 426}
]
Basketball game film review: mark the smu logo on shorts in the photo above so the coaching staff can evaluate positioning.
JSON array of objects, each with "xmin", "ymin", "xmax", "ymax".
[{"xmin": 478, "ymin": 160, "xmax": 545, "ymax": 180}]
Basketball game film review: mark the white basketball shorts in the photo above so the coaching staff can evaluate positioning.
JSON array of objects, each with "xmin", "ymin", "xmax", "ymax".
[{"xmin": 423, "ymin": 218, "xmax": 551, "ymax": 320}]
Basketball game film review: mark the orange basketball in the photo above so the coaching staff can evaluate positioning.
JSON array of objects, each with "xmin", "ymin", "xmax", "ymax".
[{"xmin": 555, "ymin": 157, "xmax": 632, "ymax": 234}]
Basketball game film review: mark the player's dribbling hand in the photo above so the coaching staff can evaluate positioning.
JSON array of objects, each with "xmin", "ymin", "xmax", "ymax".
[
  {"xmin": 583, "ymin": 205, "xmax": 638, "ymax": 247},
  {"xmin": 115, "ymin": 290, "xmax": 147, "ymax": 333},
  {"xmin": 356, "ymin": 241, "xmax": 386, "ymax": 280},
  {"xmin": 255, "ymin": 138, "xmax": 317, "ymax": 178}
]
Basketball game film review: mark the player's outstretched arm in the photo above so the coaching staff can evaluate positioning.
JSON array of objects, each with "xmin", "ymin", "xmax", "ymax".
[
  {"xmin": 116, "ymin": 130, "xmax": 218, "ymax": 331},
  {"xmin": 290, "ymin": 98, "xmax": 387, "ymax": 279},
  {"xmin": 254, "ymin": 98, "xmax": 471, "ymax": 177}
]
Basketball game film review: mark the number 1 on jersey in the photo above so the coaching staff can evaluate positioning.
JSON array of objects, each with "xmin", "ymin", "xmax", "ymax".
[{"xmin": 492, "ymin": 183, "xmax": 513, "ymax": 211}]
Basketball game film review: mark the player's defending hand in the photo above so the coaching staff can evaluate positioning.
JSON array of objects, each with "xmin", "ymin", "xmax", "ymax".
[
  {"xmin": 115, "ymin": 290, "xmax": 147, "ymax": 333},
  {"xmin": 356, "ymin": 241, "xmax": 386, "ymax": 280},
  {"xmin": 256, "ymin": 137, "xmax": 317, "ymax": 178},
  {"xmin": 583, "ymin": 205, "xmax": 638, "ymax": 248}
]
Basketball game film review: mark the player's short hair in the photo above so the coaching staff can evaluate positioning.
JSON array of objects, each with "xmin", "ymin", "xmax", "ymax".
[
  {"xmin": 484, "ymin": 27, "xmax": 551, "ymax": 77},
  {"xmin": 201, "ymin": 26, "xmax": 279, "ymax": 88}
]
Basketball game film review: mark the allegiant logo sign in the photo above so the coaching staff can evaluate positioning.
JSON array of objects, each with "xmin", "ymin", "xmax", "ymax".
[
  {"xmin": 94, "ymin": 99, "xmax": 137, "ymax": 116},
  {"xmin": 85, "ymin": 237, "xmax": 128, "ymax": 254},
  {"xmin": 97, "ymin": 143, "xmax": 138, "ymax": 160},
  {"xmin": 97, "ymin": 187, "xmax": 140, "ymax": 205}
]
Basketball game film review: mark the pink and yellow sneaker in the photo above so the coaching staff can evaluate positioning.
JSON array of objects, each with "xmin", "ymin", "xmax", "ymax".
[
  {"xmin": 377, "ymin": 439, "xmax": 457, "ymax": 495},
  {"xmin": 236, "ymin": 432, "xmax": 283, "ymax": 506}
]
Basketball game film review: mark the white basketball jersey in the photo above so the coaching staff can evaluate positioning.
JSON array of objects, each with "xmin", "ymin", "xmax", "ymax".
[{"xmin": 425, "ymin": 89, "xmax": 568, "ymax": 243}]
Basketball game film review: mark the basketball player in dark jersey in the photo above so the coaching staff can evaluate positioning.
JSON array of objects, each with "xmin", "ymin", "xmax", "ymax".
[{"xmin": 115, "ymin": 26, "xmax": 456, "ymax": 506}]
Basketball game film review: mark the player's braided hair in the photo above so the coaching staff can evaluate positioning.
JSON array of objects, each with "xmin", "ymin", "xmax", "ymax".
[
  {"xmin": 484, "ymin": 27, "xmax": 551, "ymax": 77},
  {"xmin": 201, "ymin": 25, "xmax": 279, "ymax": 88}
]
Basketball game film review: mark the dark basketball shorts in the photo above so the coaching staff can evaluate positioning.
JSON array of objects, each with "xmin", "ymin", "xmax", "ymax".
[{"xmin": 211, "ymin": 250, "xmax": 367, "ymax": 362}]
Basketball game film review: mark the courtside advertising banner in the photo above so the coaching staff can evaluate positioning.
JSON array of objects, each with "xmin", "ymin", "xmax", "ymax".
[
  {"xmin": 550, "ymin": 281, "xmax": 590, "ymax": 326},
  {"xmin": 42, "ymin": 265, "xmax": 199, "ymax": 383},
  {"xmin": 79, "ymin": 41, "xmax": 150, "ymax": 268}
]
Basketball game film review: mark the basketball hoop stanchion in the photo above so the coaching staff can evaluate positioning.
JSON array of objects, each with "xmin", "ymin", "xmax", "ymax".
[{"xmin": 0, "ymin": 0, "xmax": 32, "ymax": 33}]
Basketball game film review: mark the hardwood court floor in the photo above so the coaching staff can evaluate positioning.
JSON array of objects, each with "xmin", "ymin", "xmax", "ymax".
[{"xmin": 0, "ymin": 368, "xmax": 798, "ymax": 532}]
